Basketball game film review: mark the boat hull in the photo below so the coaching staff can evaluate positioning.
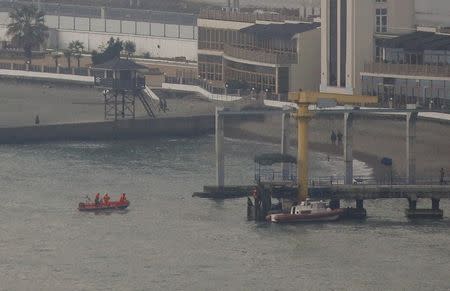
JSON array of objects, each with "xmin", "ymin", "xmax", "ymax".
[
  {"xmin": 78, "ymin": 201, "xmax": 129, "ymax": 212},
  {"xmin": 267, "ymin": 209, "xmax": 344, "ymax": 223}
]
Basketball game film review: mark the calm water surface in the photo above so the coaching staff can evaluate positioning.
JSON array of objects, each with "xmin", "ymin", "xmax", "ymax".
[{"xmin": 0, "ymin": 136, "xmax": 449, "ymax": 291}]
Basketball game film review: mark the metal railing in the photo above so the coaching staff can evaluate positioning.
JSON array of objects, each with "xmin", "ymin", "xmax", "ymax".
[
  {"xmin": 94, "ymin": 77, "xmax": 146, "ymax": 89},
  {"xmin": 199, "ymin": 9, "xmax": 310, "ymax": 23},
  {"xmin": 0, "ymin": 61, "xmax": 91, "ymax": 76},
  {"xmin": 224, "ymin": 44, "xmax": 297, "ymax": 65},
  {"xmin": 254, "ymin": 171, "xmax": 450, "ymax": 186},
  {"xmin": 363, "ymin": 62, "xmax": 450, "ymax": 78}
]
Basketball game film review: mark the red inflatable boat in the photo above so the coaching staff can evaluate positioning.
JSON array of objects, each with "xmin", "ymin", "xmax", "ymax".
[{"xmin": 78, "ymin": 200, "xmax": 130, "ymax": 211}]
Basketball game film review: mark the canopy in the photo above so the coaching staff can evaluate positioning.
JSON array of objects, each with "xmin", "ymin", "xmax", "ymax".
[{"xmin": 254, "ymin": 153, "xmax": 297, "ymax": 166}]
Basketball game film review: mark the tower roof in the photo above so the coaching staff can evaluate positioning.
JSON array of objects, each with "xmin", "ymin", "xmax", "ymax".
[{"xmin": 92, "ymin": 58, "xmax": 148, "ymax": 71}]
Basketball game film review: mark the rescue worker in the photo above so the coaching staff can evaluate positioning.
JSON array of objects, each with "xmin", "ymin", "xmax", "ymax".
[
  {"xmin": 95, "ymin": 193, "xmax": 100, "ymax": 206},
  {"xmin": 103, "ymin": 193, "xmax": 110, "ymax": 205},
  {"xmin": 120, "ymin": 193, "xmax": 127, "ymax": 202}
]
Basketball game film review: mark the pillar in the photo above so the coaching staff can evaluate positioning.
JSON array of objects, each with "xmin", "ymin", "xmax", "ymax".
[
  {"xmin": 406, "ymin": 112, "xmax": 418, "ymax": 184},
  {"xmin": 432, "ymin": 198, "xmax": 440, "ymax": 211},
  {"xmin": 356, "ymin": 199, "xmax": 364, "ymax": 209},
  {"xmin": 281, "ymin": 110, "xmax": 290, "ymax": 180},
  {"xmin": 296, "ymin": 104, "xmax": 312, "ymax": 202},
  {"xmin": 216, "ymin": 107, "xmax": 224, "ymax": 188},
  {"xmin": 344, "ymin": 112, "xmax": 353, "ymax": 185},
  {"xmin": 408, "ymin": 198, "xmax": 417, "ymax": 210}
]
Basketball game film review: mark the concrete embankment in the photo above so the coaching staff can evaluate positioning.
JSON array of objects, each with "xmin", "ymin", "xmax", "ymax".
[{"xmin": 0, "ymin": 115, "xmax": 214, "ymax": 144}]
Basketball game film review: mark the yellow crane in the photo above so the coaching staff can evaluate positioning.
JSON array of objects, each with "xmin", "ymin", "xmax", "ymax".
[{"xmin": 288, "ymin": 91, "xmax": 378, "ymax": 202}]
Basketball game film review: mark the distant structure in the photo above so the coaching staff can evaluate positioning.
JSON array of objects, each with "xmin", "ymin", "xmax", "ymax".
[
  {"xmin": 226, "ymin": 0, "xmax": 240, "ymax": 11},
  {"xmin": 92, "ymin": 58, "xmax": 155, "ymax": 120},
  {"xmin": 321, "ymin": 0, "xmax": 450, "ymax": 108},
  {"xmin": 197, "ymin": 9, "xmax": 321, "ymax": 100}
]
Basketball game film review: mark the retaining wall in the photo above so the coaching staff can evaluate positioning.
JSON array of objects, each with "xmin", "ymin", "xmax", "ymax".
[{"xmin": 0, "ymin": 115, "xmax": 214, "ymax": 144}]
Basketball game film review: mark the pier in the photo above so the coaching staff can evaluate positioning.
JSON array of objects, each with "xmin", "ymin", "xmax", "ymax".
[{"xmin": 196, "ymin": 91, "xmax": 450, "ymax": 220}]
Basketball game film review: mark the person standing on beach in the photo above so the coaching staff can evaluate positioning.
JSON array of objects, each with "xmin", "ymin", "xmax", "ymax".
[
  {"xmin": 337, "ymin": 131, "xmax": 343, "ymax": 144},
  {"xmin": 440, "ymin": 168, "xmax": 445, "ymax": 185},
  {"xmin": 331, "ymin": 130, "xmax": 337, "ymax": 145}
]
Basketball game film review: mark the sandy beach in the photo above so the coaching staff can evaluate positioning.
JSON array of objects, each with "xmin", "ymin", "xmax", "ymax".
[
  {"xmin": 1, "ymin": 78, "xmax": 449, "ymax": 180},
  {"xmin": 0, "ymin": 78, "xmax": 218, "ymax": 127},
  {"xmin": 225, "ymin": 114, "xmax": 450, "ymax": 180}
]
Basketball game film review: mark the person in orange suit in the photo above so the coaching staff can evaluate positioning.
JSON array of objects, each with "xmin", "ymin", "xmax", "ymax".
[{"xmin": 103, "ymin": 193, "xmax": 110, "ymax": 205}]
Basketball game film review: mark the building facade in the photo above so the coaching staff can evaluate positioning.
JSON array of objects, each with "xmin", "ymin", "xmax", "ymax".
[
  {"xmin": 361, "ymin": 31, "xmax": 450, "ymax": 108},
  {"xmin": 197, "ymin": 9, "xmax": 321, "ymax": 98},
  {"xmin": 320, "ymin": 0, "xmax": 415, "ymax": 96}
]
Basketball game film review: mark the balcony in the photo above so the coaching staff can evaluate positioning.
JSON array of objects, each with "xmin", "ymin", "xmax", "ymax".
[
  {"xmin": 199, "ymin": 9, "xmax": 308, "ymax": 23},
  {"xmin": 363, "ymin": 62, "xmax": 450, "ymax": 78},
  {"xmin": 94, "ymin": 76, "xmax": 146, "ymax": 90},
  {"xmin": 224, "ymin": 44, "xmax": 297, "ymax": 65}
]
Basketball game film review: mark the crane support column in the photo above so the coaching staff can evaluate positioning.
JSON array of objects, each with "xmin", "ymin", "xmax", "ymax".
[
  {"xmin": 295, "ymin": 104, "xmax": 313, "ymax": 202},
  {"xmin": 406, "ymin": 112, "xmax": 418, "ymax": 184},
  {"xmin": 216, "ymin": 107, "xmax": 225, "ymax": 188},
  {"xmin": 344, "ymin": 112, "xmax": 354, "ymax": 185},
  {"xmin": 281, "ymin": 110, "xmax": 290, "ymax": 180}
]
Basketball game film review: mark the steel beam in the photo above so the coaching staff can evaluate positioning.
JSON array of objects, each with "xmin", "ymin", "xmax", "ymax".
[
  {"xmin": 216, "ymin": 107, "xmax": 225, "ymax": 188},
  {"xmin": 344, "ymin": 112, "xmax": 353, "ymax": 185},
  {"xmin": 406, "ymin": 112, "xmax": 418, "ymax": 184}
]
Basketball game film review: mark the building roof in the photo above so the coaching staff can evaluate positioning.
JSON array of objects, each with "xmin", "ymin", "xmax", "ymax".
[
  {"xmin": 239, "ymin": 22, "xmax": 320, "ymax": 40},
  {"xmin": 92, "ymin": 58, "xmax": 149, "ymax": 71},
  {"xmin": 379, "ymin": 31, "xmax": 450, "ymax": 51}
]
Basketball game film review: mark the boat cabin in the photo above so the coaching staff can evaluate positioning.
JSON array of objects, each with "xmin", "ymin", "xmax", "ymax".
[{"xmin": 291, "ymin": 199, "xmax": 329, "ymax": 215}]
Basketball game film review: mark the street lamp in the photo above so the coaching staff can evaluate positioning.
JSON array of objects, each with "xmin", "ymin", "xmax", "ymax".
[{"xmin": 225, "ymin": 83, "xmax": 228, "ymax": 96}]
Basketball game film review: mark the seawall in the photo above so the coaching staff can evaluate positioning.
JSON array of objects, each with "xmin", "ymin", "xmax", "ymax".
[{"xmin": 0, "ymin": 115, "xmax": 214, "ymax": 144}]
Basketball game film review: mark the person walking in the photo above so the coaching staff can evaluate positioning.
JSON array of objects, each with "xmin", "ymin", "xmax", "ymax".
[
  {"xmin": 331, "ymin": 130, "xmax": 337, "ymax": 145},
  {"xmin": 337, "ymin": 131, "xmax": 343, "ymax": 144}
]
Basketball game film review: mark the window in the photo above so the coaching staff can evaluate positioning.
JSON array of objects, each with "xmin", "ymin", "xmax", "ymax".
[{"xmin": 376, "ymin": 8, "xmax": 388, "ymax": 33}]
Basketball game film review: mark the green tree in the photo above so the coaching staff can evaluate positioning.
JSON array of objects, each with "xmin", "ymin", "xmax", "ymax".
[
  {"xmin": 68, "ymin": 40, "xmax": 85, "ymax": 67},
  {"xmin": 92, "ymin": 37, "xmax": 123, "ymax": 65},
  {"xmin": 123, "ymin": 40, "xmax": 136, "ymax": 59},
  {"xmin": 7, "ymin": 3, "xmax": 48, "ymax": 65}
]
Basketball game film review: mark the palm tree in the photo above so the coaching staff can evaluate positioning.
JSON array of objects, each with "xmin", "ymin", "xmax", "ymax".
[
  {"xmin": 7, "ymin": 4, "xmax": 48, "ymax": 66},
  {"xmin": 68, "ymin": 40, "xmax": 85, "ymax": 67},
  {"xmin": 123, "ymin": 40, "xmax": 136, "ymax": 59},
  {"xmin": 51, "ymin": 50, "xmax": 61, "ymax": 68},
  {"xmin": 63, "ymin": 49, "xmax": 72, "ymax": 69}
]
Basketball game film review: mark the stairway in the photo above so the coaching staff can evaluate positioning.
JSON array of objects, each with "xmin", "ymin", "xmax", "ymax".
[{"xmin": 137, "ymin": 90, "xmax": 157, "ymax": 118}]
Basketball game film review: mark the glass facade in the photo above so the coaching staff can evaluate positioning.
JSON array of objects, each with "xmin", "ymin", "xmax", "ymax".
[
  {"xmin": 362, "ymin": 75, "xmax": 450, "ymax": 108},
  {"xmin": 198, "ymin": 54, "xmax": 223, "ymax": 81},
  {"xmin": 224, "ymin": 59, "xmax": 278, "ymax": 93}
]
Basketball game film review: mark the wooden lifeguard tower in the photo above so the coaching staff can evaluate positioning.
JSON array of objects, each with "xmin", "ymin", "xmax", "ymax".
[{"xmin": 92, "ymin": 58, "xmax": 156, "ymax": 120}]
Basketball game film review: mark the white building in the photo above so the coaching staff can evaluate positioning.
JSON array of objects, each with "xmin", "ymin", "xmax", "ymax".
[{"xmin": 320, "ymin": 0, "xmax": 416, "ymax": 96}]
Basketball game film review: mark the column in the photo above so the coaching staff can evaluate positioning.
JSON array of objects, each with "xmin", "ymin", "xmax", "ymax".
[
  {"xmin": 281, "ymin": 110, "xmax": 290, "ymax": 180},
  {"xmin": 296, "ymin": 105, "xmax": 311, "ymax": 202},
  {"xmin": 432, "ymin": 198, "xmax": 440, "ymax": 211},
  {"xmin": 216, "ymin": 107, "xmax": 225, "ymax": 188},
  {"xmin": 406, "ymin": 112, "xmax": 418, "ymax": 184},
  {"xmin": 344, "ymin": 112, "xmax": 353, "ymax": 185}
]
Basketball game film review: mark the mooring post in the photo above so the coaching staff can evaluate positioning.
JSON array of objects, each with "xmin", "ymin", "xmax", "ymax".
[
  {"xmin": 406, "ymin": 112, "xmax": 418, "ymax": 184},
  {"xmin": 216, "ymin": 107, "xmax": 225, "ymax": 188},
  {"xmin": 432, "ymin": 198, "xmax": 440, "ymax": 211},
  {"xmin": 408, "ymin": 198, "xmax": 417, "ymax": 210},
  {"xmin": 344, "ymin": 112, "xmax": 354, "ymax": 185},
  {"xmin": 356, "ymin": 199, "xmax": 364, "ymax": 209},
  {"xmin": 281, "ymin": 109, "xmax": 290, "ymax": 180}
]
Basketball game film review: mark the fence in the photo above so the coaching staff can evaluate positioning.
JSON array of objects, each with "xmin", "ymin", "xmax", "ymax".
[
  {"xmin": 0, "ymin": 1, "xmax": 197, "ymax": 40},
  {"xmin": 224, "ymin": 44, "xmax": 297, "ymax": 65},
  {"xmin": 0, "ymin": 61, "xmax": 91, "ymax": 76},
  {"xmin": 364, "ymin": 62, "xmax": 450, "ymax": 78}
]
